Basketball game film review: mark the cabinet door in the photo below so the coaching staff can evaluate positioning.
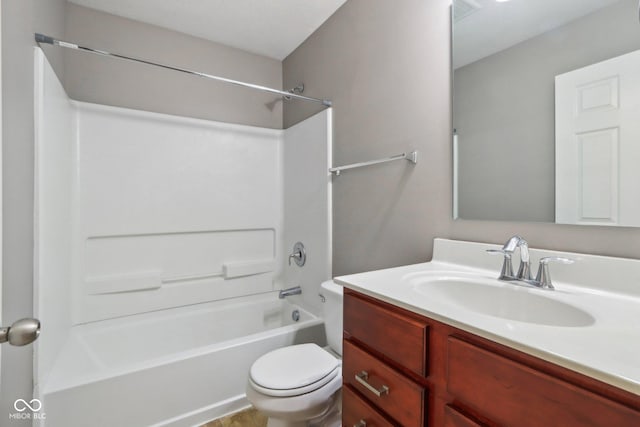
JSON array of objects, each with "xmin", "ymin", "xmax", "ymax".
[
  {"xmin": 343, "ymin": 340, "xmax": 426, "ymax": 427},
  {"xmin": 444, "ymin": 405, "xmax": 484, "ymax": 427},
  {"xmin": 343, "ymin": 385, "xmax": 397, "ymax": 427},
  {"xmin": 344, "ymin": 292, "xmax": 429, "ymax": 376},
  {"xmin": 447, "ymin": 337, "xmax": 640, "ymax": 427}
]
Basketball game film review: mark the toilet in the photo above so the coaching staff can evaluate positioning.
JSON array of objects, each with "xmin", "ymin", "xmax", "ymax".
[{"xmin": 246, "ymin": 280, "xmax": 343, "ymax": 427}]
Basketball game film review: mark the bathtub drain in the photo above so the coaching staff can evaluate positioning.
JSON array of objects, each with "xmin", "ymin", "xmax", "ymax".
[{"xmin": 292, "ymin": 310, "xmax": 300, "ymax": 322}]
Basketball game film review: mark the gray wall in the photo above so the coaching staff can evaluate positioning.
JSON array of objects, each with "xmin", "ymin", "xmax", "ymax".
[
  {"xmin": 65, "ymin": 3, "xmax": 283, "ymax": 129},
  {"xmin": 284, "ymin": 0, "xmax": 452, "ymax": 275},
  {"xmin": 284, "ymin": 0, "xmax": 640, "ymax": 277},
  {"xmin": 2, "ymin": 0, "xmax": 66, "ymax": 423},
  {"xmin": 455, "ymin": 0, "xmax": 640, "ymax": 222}
]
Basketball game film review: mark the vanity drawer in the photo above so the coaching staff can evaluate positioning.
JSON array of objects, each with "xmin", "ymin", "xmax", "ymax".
[
  {"xmin": 447, "ymin": 337, "xmax": 640, "ymax": 427},
  {"xmin": 343, "ymin": 385, "xmax": 397, "ymax": 427},
  {"xmin": 444, "ymin": 405, "xmax": 484, "ymax": 427},
  {"xmin": 343, "ymin": 340, "xmax": 426, "ymax": 427},
  {"xmin": 344, "ymin": 292, "xmax": 429, "ymax": 376}
]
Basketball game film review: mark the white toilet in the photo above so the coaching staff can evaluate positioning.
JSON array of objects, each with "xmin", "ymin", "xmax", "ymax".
[{"xmin": 246, "ymin": 280, "xmax": 343, "ymax": 427}]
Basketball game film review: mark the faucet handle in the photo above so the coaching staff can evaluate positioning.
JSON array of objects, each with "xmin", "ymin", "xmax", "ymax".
[
  {"xmin": 288, "ymin": 251, "xmax": 301, "ymax": 266},
  {"xmin": 288, "ymin": 242, "xmax": 306, "ymax": 267},
  {"xmin": 486, "ymin": 248, "xmax": 512, "ymax": 255},
  {"xmin": 539, "ymin": 256, "xmax": 574, "ymax": 265},
  {"xmin": 486, "ymin": 249, "xmax": 514, "ymax": 279},
  {"xmin": 535, "ymin": 257, "xmax": 575, "ymax": 289}
]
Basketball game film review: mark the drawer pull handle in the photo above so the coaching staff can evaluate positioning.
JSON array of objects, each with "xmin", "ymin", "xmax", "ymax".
[
  {"xmin": 355, "ymin": 371, "xmax": 389, "ymax": 397},
  {"xmin": 354, "ymin": 420, "xmax": 367, "ymax": 427}
]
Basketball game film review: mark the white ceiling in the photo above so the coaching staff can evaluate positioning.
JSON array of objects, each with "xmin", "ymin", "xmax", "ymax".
[
  {"xmin": 68, "ymin": 0, "xmax": 348, "ymax": 60},
  {"xmin": 454, "ymin": 0, "xmax": 623, "ymax": 69}
]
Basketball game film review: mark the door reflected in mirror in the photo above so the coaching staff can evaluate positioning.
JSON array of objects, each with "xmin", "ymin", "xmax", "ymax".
[{"xmin": 452, "ymin": 0, "xmax": 640, "ymax": 226}]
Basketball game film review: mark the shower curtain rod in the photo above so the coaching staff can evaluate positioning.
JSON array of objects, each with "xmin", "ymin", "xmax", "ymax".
[{"xmin": 34, "ymin": 33, "xmax": 332, "ymax": 107}]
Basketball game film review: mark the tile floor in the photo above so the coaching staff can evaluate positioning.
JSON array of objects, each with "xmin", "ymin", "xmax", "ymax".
[{"xmin": 201, "ymin": 407, "xmax": 267, "ymax": 427}]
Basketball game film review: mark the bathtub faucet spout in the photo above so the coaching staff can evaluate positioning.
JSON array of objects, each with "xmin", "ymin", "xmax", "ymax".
[{"xmin": 279, "ymin": 286, "xmax": 302, "ymax": 299}]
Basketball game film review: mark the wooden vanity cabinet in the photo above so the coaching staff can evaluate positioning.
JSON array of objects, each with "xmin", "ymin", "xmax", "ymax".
[
  {"xmin": 342, "ymin": 289, "xmax": 640, "ymax": 427},
  {"xmin": 443, "ymin": 405, "xmax": 483, "ymax": 427},
  {"xmin": 343, "ymin": 291, "xmax": 429, "ymax": 426},
  {"xmin": 343, "ymin": 384, "xmax": 396, "ymax": 427}
]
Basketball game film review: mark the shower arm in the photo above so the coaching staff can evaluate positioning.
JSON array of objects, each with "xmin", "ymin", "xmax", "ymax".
[{"xmin": 34, "ymin": 33, "xmax": 332, "ymax": 107}]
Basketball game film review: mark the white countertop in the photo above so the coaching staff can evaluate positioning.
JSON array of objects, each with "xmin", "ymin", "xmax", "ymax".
[{"xmin": 334, "ymin": 238, "xmax": 640, "ymax": 395}]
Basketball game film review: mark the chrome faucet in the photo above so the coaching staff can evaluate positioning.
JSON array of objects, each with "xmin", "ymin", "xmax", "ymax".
[
  {"xmin": 487, "ymin": 235, "xmax": 531, "ymax": 281},
  {"xmin": 515, "ymin": 238, "xmax": 532, "ymax": 281},
  {"xmin": 279, "ymin": 286, "xmax": 302, "ymax": 299},
  {"xmin": 487, "ymin": 236, "xmax": 573, "ymax": 290}
]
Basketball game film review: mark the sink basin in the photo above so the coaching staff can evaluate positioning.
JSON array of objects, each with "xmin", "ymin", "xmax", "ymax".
[{"xmin": 411, "ymin": 276, "xmax": 595, "ymax": 327}]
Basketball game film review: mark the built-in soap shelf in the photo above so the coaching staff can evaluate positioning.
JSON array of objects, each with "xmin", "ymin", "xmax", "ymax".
[
  {"xmin": 222, "ymin": 260, "xmax": 275, "ymax": 278},
  {"xmin": 86, "ymin": 259, "xmax": 276, "ymax": 295},
  {"xmin": 86, "ymin": 271, "xmax": 162, "ymax": 295}
]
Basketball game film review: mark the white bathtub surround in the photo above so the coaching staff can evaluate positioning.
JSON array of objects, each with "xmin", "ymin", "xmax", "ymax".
[
  {"xmin": 335, "ymin": 238, "xmax": 640, "ymax": 395},
  {"xmin": 34, "ymin": 48, "xmax": 332, "ymax": 426},
  {"xmin": 282, "ymin": 112, "xmax": 332, "ymax": 315},
  {"xmin": 34, "ymin": 45, "xmax": 75, "ymax": 392},
  {"xmin": 74, "ymin": 102, "xmax": 285, "ymax": 323}
]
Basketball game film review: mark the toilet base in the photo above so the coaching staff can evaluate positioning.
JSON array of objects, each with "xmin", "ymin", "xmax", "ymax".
[
  {"xmin": 254, "ymin": 387, "xmax": 342, "ymax": 427},
  {"xmin": 309, "ymin": 398, "xmax": 341, "ymax": 427},
  {"xmin": 246, "ymin": 353, "xmax": 343, "ymax": 427}
]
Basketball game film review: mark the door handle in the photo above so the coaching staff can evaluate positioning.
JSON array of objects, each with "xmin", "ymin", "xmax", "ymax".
[{"xmin": 0, "ymin": 318, "xmax": 41, "ymax": 346}]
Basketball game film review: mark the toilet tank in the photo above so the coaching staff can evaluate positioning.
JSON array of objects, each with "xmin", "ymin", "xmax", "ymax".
[{"xmin": 320, "ymin": 280, "xmax": 344, "ymax": 356}]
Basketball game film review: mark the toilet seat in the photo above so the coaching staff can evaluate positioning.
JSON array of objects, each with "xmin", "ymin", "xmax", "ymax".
[{"xmin": 249, "ymin": 343, "xmax": 341, "ymax": 397}]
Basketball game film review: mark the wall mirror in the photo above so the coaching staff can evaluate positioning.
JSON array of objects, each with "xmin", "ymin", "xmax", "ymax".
[{"xmin": 453, "ymin": 0, "xmax": 640, "ymax": 226}]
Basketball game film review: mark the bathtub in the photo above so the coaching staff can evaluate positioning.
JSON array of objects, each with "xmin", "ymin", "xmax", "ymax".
[{"xmin": 36, "ymin": 293, "xmax": 325, "ymax": 427}]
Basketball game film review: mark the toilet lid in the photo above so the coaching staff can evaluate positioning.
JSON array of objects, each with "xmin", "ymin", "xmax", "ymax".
[{"xmin": 250, "ymin": 343, "xmax": 341, "ymax": 397}]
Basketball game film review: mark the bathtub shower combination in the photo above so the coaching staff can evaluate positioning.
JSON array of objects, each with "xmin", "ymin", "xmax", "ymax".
[{"xmin": 33, "ymin": 48, "xmax": 332, "ymax": 426}]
